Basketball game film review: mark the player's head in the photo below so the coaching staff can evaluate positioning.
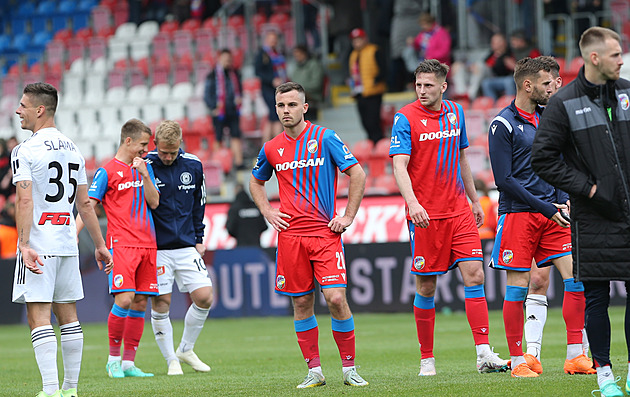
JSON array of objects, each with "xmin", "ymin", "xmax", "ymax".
[
  {"xmin": 119, "ymin": 118, "xmax": 152, "ymax": 158},
  {"xmin": 17, "ymin": 82, "xmax": 58, "ymax": 132},
  {"xmin": 579, "ymin": 26, "xmax": 623, "ymax": 81},
  {"xmin": 154, "ymin": 120, "xmax": 182, "ymax": 166},
  {"xmin": 275, "ymin": 82, "xmax": 308, "ymax": 129},
  {"xmin": 414, "ymin": 59, "xmax": 449, "ymax": 110},
  {"xmin": 536, "ymin": 55, "xmax": 562, "ymax": 94},
  {"xmin": 514, "ymin": 57, "xmax": 555, "ymax": 106}
]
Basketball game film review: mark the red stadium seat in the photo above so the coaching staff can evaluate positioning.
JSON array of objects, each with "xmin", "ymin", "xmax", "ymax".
[
  {"xmin": 53, "ymin": 28, "xmax": 73, "ymax": 44},
  {"xmin": 563, "ymin": 56, "xmax": 584, "ymax": 83},
  {"xmin": 212, "ymin": 147, "xmax": 233, "ymax": 174},
  {"xmin": 351, "ymin": 139, "xmax": 374, "ymax": 167},
  {"xmin": 181, "ymin": 18, "xmax": 201, "ymax": 33},
  {"xmin": 495, "ymin": 95, "xmax": 515, "ymax": 110},
  {"xmin": 555, "ymin": 57, "xmax": 565, "ymax": 75},
  {"xmin": 471, "ymin": 96, "xmax": 495, "ymax": 111},
  {"xmin": 369, "ymin": 138, "xmax": 392, "ymax": 178},
  {"xmin": 160, "ymin": 20, "xmax": 179, "ymax": 37}
]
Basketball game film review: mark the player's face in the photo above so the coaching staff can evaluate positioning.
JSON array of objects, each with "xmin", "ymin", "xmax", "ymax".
[
  {"xmin": 155, "ymin": 140, "xmax": 180, "ymax": 166},
  {"xmin": 530, "ymin": 70, "xmax": 555, "ymax": 106},
  {"xmin": 128, "ymin": 132, "xmax": 151, "ymax": 158},
  {"xmin": 15, "ymin": 94, "xmax": 41, "ymax": 132},
  {"xmin": 275, "ymin": 90, "xmax": 307, "ymax": 129},
  {"xmin": 415, "ymin": 73, "xmax": 446, "ymax": 110},
  {"xmin": 595, "ymin": 38, "xmax": 623, "ymax": 81}
]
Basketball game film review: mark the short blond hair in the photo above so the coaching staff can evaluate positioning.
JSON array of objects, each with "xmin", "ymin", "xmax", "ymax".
[{"xmin": 155, "ymin": 120, "xmax": 183, "ymax": 145}]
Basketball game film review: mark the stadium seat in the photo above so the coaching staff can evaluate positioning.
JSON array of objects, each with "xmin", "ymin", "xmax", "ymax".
[
  {"xmin": 130, "ymin": 39, "xmax": 151, "ymax": 61},
  {"xmin": 194, "ymin": 60, "xmax": 212, "ymax": 85},
  {"xmin": 136, "ymin": 20, "xmax": 159, "ymax": 41},
  {"xmin": 151, "ymin": 62, "xmax": 171, "ymax": 86},
  {"xmin": 45, "ymin": 40, "xmax": 66, "ymax": 67},
  {"xmin": 171, "ymin": 82, "xmax": 194, "ymax": 101},
  {"xmin": 173, "ymin": 30, "xmax": 193, "ymax": 60},
  {"xmin": 189, "ymin": 115, "xmax": 212, "ymax": 136},
  {"xmin": 135, "ymin": 57, "xmax": 150, "ymax": 77},
  {"xmin": 87, "ymin": 37, "xmax": 107, "ymax": 61},
  {"xmin": 555, "ymin": 57, "xmax": 565, "ymax": 75},
  {"xmin": 194, "ymin": 29, "xmax": 215, "ymax": 57},
  {"xmin": 202, "ymin": 17, "xmax": 221, "ymax": 33},
  {"xmin": 85, "ymin": 72, "xmax": 106, "ymax": 97},
  {"xmin": 151, "ymin": 32, "xmax": 171, "ymax": 59},
  {"xmin": 471, "ymin": 96, "xmax": 495, "ymax": 111},
  {"xmin": 105, "ymin": 86, "xmax": 127, "ymax": 105},
  {"xmin": 114, "ymin": 22, "xmax": 137, "ymax": 42},
  {"xmin": 112, "ymin": 1, "xmax": 129, "ymax": 26},
  {"xmin": 466, "ymin": 145, "xmax": 489, "ymax": 175},
  {"xmin": 212, "ymin": 147, "xmax": 233, "ymax": 174},
  {"xmin": 99, "ymin": 105, "xmax": 120, "ymax": 124},
  {"xmin": 96, "ymin": 26, "xmax": 115, "ymax": 39},
  {"xmin": 160, "ymin": 20, "xmax": 179, "ymax": 37},
  {"xmin": 120, "ymin": 104, "xmax": 141, "ymax": 123},
  {"xmin": 107, "ymin": 69, "xmax": 126, "ymax": 89},
  {"xmin": 369, "ymin": 138, "xmax": 392, "ymax": 178},
  {"xmin": 203, "ymin": 161, "xmax": 223, "ymax": 194},
  {"xmin": 563, "ymin": 56, "xmax": 584, "ymax": 83},
  {"xmin": 142, "ymin": 103, "xmax": 163, "ymax": 124},
  {"xmin": 367, "ymin": 174, "xmax": 399, "ymax": 196},
  {"xmin": 149, "ymin": 84, "xmax": 171, "ymax": 104},
  {"xmin": 187, "ymin": 98, "xmax": 208, "ymax": 121},
  {"xmin": 181, "ymin": 18, "xmax": 201, "ymax": 34},
  {"xmin": 108, "ymin": 38, "xmax": 129, "ymax": 64},
  {"xmin": 32, "ymin": 0, "xmax": 56, "ymax": 32},
  {"xmin": 495, "ymin": 95, "xmax": 514, "ymax": 110},
  {"xmin": 128, "ymin": 67, "xmax": 146, "ymax": 87},
  {"xmin": 464, "ymin": 110, "xmax": 487, "ymax": 141}
]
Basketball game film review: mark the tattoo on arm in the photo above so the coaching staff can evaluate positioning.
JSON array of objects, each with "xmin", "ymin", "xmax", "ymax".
[{"xmin": 18, "ymin": 181, "xmax": 30, "ymax": 189}]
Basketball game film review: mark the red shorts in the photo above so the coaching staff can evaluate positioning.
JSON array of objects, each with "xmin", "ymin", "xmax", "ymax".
[
  {"xmin": 408, "ymin": 211, "xmax": 483, "ymax": 275},
  {"xmin": 490, "ymin": 212, "xmax": 571, "ymax": 271},
  {"xmin": 275, "ymin": 234, "xmax": 346, "ymax": 296},
  {"xmin": 108, "ymin": 246, "xmax": 159, "ymax": 295}
]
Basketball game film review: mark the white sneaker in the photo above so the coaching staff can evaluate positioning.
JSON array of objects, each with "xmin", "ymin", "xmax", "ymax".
[
  {"xmin": 176, "ymin": 347, "xmax": 211, "ymax": 372},
  {"xmin": 343, "ymin": 368, "xmax": 368, "ymax": 386},
  {"xmin": 419, "ymin": 357, "xmax": 436, "ymax": 376},
  {"xmin": 476, "ymin": 348, "xmax": 509, "ymax": 373},
  {"xmin": 296, "ymin": 370, "xmax": 326, "ymax": 388},
  {"xmin": 167, "ymin": 360, "xmax": 183, "ymax": 375}
]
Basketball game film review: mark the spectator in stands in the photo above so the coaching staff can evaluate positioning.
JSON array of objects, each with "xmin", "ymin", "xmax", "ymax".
[
  {"xmin": 402, "ymin": 13, "xmax": 452, "ymax": 75},
  {"xmin": 0, "ymin": 198, "xmax": 17, "ymax": 259},
  {"xmin": 226, "ymin": 184, "xmax": 268, "ymax": 247},
  {"xmin": 256, "ymin": 30, "xmax": 287, "ymax": 142},
  {"xmin": 510, "ymin": 29, "xmax": 541, "ymax": 61},
  {"xmin": 349, "ymin": 28, "xmax": 386, "ymax": 144},
  {"xmin": 481, "ymin": 33, "xmax": 516, "ymax": 100},
  {"xmin": 388, "ymin": 0, "xmax": 423, "ymax": 92},
  {"xmin": 290, "ymin": 45, "xmax": 325, "ymax": 122},
  {"xmin": 204, "ymin": 49, "xmax": 245, "ymax": 171}
]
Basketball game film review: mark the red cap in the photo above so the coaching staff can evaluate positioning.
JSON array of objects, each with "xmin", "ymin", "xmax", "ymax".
[{"xmin": 350, "ymin": 28, "xmax": 366, "ymax": 39}]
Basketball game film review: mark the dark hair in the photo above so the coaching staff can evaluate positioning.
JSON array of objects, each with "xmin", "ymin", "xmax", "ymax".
[
  {"xmin": 23, "ymin": 82, "xmax": 58, "ymax": 114},
  {"xmin": 579, "ymin": 26, "xmax": 621, "ymax": 57},
  {"xmin": 536, "ymin": 55, "xmax": 560, "ymax": 78},
  {"xmin": 275, "ymin": 81, "xmax": 305, "ymax": 97},
  {"xmin": 219, "ymin": 48, "xmax": 231, "ymax": 55},
  {"xmin": 414, "ymin": 59, "xmax": 450, "ymax": 81},
  {"xmin": 293, "ymin": 45, "xmax": 309, "ymax": 56},
  {"xmin": 120, "ymin": 118, "xmax": 152, "ymax": 145},
  {"xmin": 513, "ymin": 57, "xmax": 553, "ymax": 87}
]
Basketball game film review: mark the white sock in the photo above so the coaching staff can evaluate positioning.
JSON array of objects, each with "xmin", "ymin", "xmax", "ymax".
[
  {"xmin": 179, "ymin": 303, "xmax": 209, "ymax": 353},
  {"xmin": 566, "ymin": 343, "xmax": 582, "ymax": 360},
  {"xmin": 31, "ymin": 325, "xmax": 59, "ymax": 395},
  {"xmin": 511, "ymin": 355, "xmax": 526, "ymax": 367},
  {"xmin": 60, "ymin": 321, "xmax": 83, "ymax": 391},
  {"xmin": 475, "ymin": 343, "xmax": 491, "ymax": 357},
  {"xmin": 310, "ymin": 366, "xmax": 323, "ymax": 377},
  {"xmin": 342, "ymin": 366, "xmax": 355, "ymax": 375},
  {"xmin": 107, "ymin": 355, "xmax": 120, "ymax": 363},
  {"xmin": 524, "ymin": 294, "xmax": 548, "ymax": 358},
  {"xmin": 583, "ymin": 328, "xmax": 590, "ymax": 356},
  {"xmin": 151, "ymin": 310, "xmax": 177, "ymax": 363},
  {"xmin": 597, "ymin": 365, "xmax": 614, "ymax": 386},
  {"xmin": 121, "ymin": 360, "xmax": 134, "ymax": 371}
]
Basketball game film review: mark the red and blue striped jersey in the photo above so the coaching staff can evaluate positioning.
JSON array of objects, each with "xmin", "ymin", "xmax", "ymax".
[
  {"xmin": 389, "ymin": 99, "xmax": 470, "ymax": 219},
  {"xmin": 252, "ymin": 121, "xmax": 359, "ymax": 236},
  {"xmin": 88, "ymin": 158, "xmax": 158, "ymax": 248}
]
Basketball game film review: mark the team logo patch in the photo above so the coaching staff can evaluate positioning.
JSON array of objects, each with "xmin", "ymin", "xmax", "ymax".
[
  {"xmin": 276, "ymin": 275, "xmax": 286, "ymax": 290},
  {"xmin": 113, "ymin": 274, "xmax": 124, "ymax": 288},
  {"xmin": 502, "ymin": 250, "xmax": 513, "ymax": 265},
  {"xmin": 157, "ymin": 266, "xmax": 165, "ymax": 276},
  {"xmin": 180, "ymin": 172, "xmax": 192, "ymax": 184},
  {"xmin": 447, "ymin": 112, "xmax": 457, "ymax": 125},
  {"xmin": 307, "ymin": 139, "xmax": 318, "ymax": 153},
  {"xmin": 413, "ymin": 256, "xmax": 425, "ymax": 270},
  {"xmin": 619, "ymin": 93, "xmax": 629, "ymax": 110}
]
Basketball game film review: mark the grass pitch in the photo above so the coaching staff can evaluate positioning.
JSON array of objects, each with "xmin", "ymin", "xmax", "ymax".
[{"xmin": 1, "ymin": 308, "xmax": 627, "ymax": 396}]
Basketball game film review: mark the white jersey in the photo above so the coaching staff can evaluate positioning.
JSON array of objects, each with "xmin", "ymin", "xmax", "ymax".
[{"xmin": 11, "ymin": 127, "xmax": 87, "ymax": 256}]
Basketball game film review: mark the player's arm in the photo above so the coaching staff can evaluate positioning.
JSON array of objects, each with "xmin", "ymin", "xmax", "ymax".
[
  {"xmin": 133, "ymin": 157, "xmax": 159, "ymax": 209},
  {"xmin": 392, "ymin": 154, "xmax": 430, "ymax": 228},
  {"xmin": 459, "ymin": 148, "xmax": 484, "ymax": 228},
  {"xmin": 75, "ymin": 198, "xmax": 98, "ymax": 234},
  {"xmin": 249, "ymin": 175, "xmax": 290, "ymax": 232},
  {"xmin": 328, "ymin": 163, "xmax": 366, "ymax": 233},
  {"xmin": 75, "ymin": 185, "xmax": 113, "ymax": 274},
  {"xmin": 193, "ymin": 167, "xmax": 206, "ymax": 256},
  {"xmin": 15, "ymin": 180, "xmax": 44, "ymax": 274}
]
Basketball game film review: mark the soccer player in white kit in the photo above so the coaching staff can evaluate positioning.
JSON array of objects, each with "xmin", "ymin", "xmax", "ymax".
[{"xmin": 12, "ymin": 82, "xmax": 113, "ymax": 397}]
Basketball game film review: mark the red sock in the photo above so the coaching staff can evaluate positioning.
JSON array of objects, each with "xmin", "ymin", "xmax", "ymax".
[
  {"xmin": 503, "ymin": 299, "xmax": 524, "ymax": 356},
  {"xmin": 414, "ymin": 306, "xmax": 435, "ymax": 359},
  {"xmin": 465, "ymin": 297, "xmax": 490, "ymax": 345},
  {"xmin": 563, "ymin": 290, "xmax": 586, "ymax": 345},
  {"xmin": 108, "ymin": 304, "xmax": 128, "ymax": 357},
  {"xmin": 296, "ymin": 327, "xmax": 321, "ymax": 369},
  {"xmin": 332, "ymin": 330, "xmax": 355, "ymax": 367},
  {"xmin": 122, "ymin": 312, "xmax": 145, "ymax": 362}
]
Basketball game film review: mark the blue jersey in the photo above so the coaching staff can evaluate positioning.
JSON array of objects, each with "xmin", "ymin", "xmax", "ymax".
[
  {"xmin": 252, "ymin": 121, "xmax": 358, "ymax": 236},
  {"xmin": 146, "ymin": 149, "xmax": 206, "ymax": 250},
  {"xmin": 488, "ymin": 102, "xmax": 568, "ymax": 218}
]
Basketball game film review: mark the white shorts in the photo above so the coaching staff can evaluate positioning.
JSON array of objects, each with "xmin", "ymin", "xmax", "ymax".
[
  {"xmin": 156, "ymin": 247, "xmax": 212, "ymax": 295},
  {"xmin": 12, "ymin": 254, "xmax": 83, "ymax": 304}
]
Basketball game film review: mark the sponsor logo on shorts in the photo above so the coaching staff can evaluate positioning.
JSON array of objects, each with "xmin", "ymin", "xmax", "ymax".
[
  {"xmin": 276, "ymin": 275, "xmax": 285, "ymax": 290},
  {"xmin": 322, "ymin": 275, "xmax": 340, "ymax": 283},
  {"xmin": 502, "ymin": 250, "xmax": 513, "ymax": 265},
  {"xmin": 157, "ymin": 266, "xmax": 165, "ymax": 276},
  {"xmin": 472, "ymin": 249, "xmax": 483, "ymax": 256},
  {"xmin": 150, "ymin": 283, "xmax": 159, "ymax": 290},
  {"xmin": 113, "ymin": 274, "xmax": 124, "ymax": 288},
  {"xmin": 562, "ymin": 243, "xmax": 572, "ymax": 251},
  {"xmin": 307, "ymin": 139, "xmax": 318, "ymax": 154},
  {"xmin": 414, "ymin": 256, "xmax": 425, "ymax": 270}
]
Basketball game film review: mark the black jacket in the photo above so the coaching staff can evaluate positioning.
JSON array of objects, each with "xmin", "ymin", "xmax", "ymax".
[
  {"xmin": 531, "ymin": 67, "xmax": 630, "ymax": 281},
  {"xmin": 226, "ymin": 191, "xmax": 268, "ymax": 247}
]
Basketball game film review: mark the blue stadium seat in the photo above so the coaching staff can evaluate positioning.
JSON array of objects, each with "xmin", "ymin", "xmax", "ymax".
[
  {"xmin": 29, "ymin": 31, "xmax": 52, "ymax": 52},
  {"xmin": 11, "ymin": 2, "xmax": 35, "ymax": 35},
  {"xmin": 72, "ymin": 0, "xmax": 99, "ymax": 32},
  {"xmin": 0, "ymin": 34, "xmax": 10, "ymax": 54},
  {"xmin": 32, "ymin": 0, "xmax": 57, "ymax": 32},
  {"xmin": 53, "ymin": 0, "xmax": 76, "ymax": 32}
]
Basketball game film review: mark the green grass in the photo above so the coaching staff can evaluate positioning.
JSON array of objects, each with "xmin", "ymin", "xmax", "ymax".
[{"xmin": 1, "ymin": 308, "xmax": 628, "ymax": 396}]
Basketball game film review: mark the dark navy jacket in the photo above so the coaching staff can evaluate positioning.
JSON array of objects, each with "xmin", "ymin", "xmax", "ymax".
[
  {"xmin": 488, "ymin": 101, "xmax": 568, "ymax": 219},
  {"xmin": 146, "ymin": 149, "xmax": 206, "ymax": 250}
]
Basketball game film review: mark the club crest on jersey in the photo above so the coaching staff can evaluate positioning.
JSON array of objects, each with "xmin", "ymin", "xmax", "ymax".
[
  {"xmin": 307, "ymin": 139, "xmax": 318, "ymax": 154},
  {"xmin": 114, "ymin": 274, "xmax": 124, "ymax": 288},
  {"xmin": 414, "ymin": 256, "xmax": 425, "ymax": 270},
  {"xmin": 502, "ymin": 250, "xmax": 514, "ymax": 265},
  {"xmin": 619, "ymin": 93, "xmax": 629, "ymax": 110},
  {"xmin": 447, "ymin": 112, "xmax": 457, "ymax": 125},
  {"xmin": 276, "ymin": 275, "xmax": 286, "ymax": 290},
  {"xmin": 277, "ymin": 147, "xmax": 284, "ymax": 156},
  {"xmin": 180, "ymin": 171, "xmax": 192, "ymax": 185}
]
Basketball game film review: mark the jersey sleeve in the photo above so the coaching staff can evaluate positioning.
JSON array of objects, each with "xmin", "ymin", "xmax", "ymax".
[
  {"xmin": 326, "ymin": 130, "xmax": 358, "ymax": 172},
  {"xmin": 193, "ymin": 161, "xmax": 206, "ymax": 243},
  {"xmin": 252, "ymin": 143, "xmax": 273, "ymax": 181},
  {"xmin": 458, "ymin": 106, "xmax": 470, "ymax": 150},
  {"xmin": 11, "ymin": 144, "xmax": 33, "ymax": 183},
  {"xmin": 88, "ymin": 167, "xmax": 108, "ymax": 202},
  {"xmin": 146, "ymin": 162, "xmax": 159, "ymax": 193},
  {"xmin": 389, "ymin": 112, "xmax": 411, "ymax": 156}
]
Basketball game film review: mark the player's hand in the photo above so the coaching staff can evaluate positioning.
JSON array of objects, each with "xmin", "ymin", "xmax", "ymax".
[
  {"xmin": 471, "ymin": 201, "xmax": 484, "ymax": 228},
  {"xmin": 263, "ymin": 208, "xmax": 291, "ymax": 232},
  {"xmin": 408, "ymin": 201, "xmax": 430, "ymax": 228},
  {"xmin": 195, "ymin": 243, "xmax": 206, "ymax": 257},
  {"xmin": 95, "ymin": 246, "xmax": 114, "ymax": 274},
  {"xmin": 131, "ymin": 157, "xmax": 149, "ymax": 176},
  {"xmin": 328, "ymin": 215, "xmax": 352, "ymax": 233},
  {"xmin": 551, "ymin": 211, "xmax": 570, "ymax": 228},
  {"xmin": 19, "ymin": 246, "xmax": 44, "ymax": 274}
]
